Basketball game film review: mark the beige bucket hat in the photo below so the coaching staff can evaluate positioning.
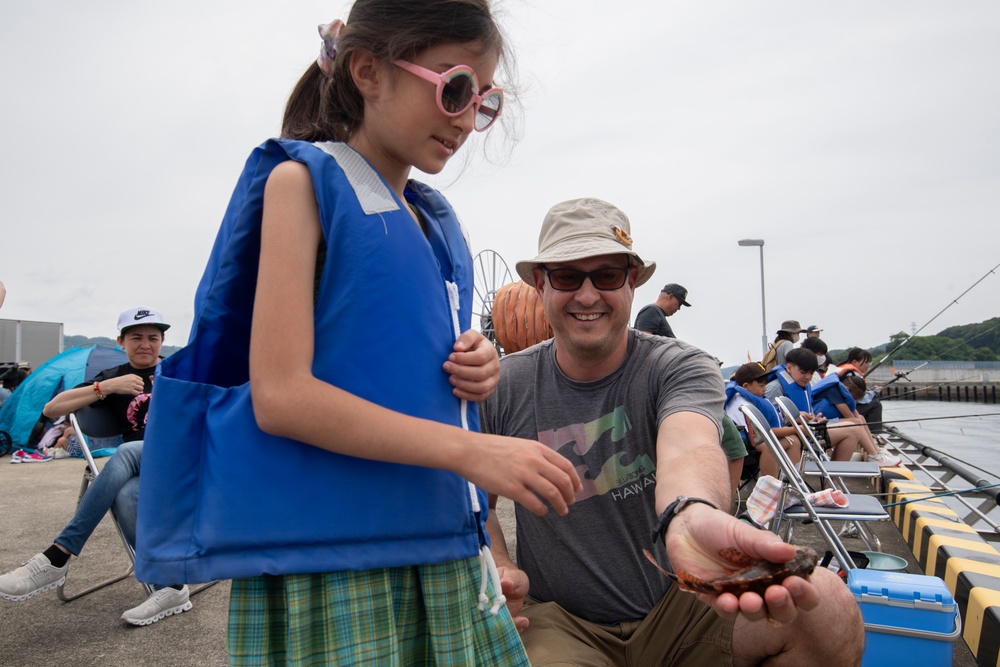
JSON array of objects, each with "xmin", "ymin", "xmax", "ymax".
[{"xmin": 515, "ymin": 198, "xmax": 656, "ymax": 287}]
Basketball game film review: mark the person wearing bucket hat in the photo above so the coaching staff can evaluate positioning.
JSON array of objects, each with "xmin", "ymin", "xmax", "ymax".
[
  {"xmin": 767, "ymin": 319, "xmax": 806, "ymax": 367},
  {"xmin": 0, "ymin": 306, "xmax": 197, "ymax": 626},
  {"xmin": 634, "ymin": 283, "xmax": 690, "ymax": 338},
  {"xmin": 514, "ymin": 198, "xmax": 656, "ymax": 286},
  {"xmin": 483, "ymin": 198, "xmax": 862, "ymax": 665}
]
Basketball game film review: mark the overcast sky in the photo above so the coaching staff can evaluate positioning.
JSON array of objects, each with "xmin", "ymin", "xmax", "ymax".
[{"xmin": 2, "ymin": 1, "xmax": 998, "ymax": 367}]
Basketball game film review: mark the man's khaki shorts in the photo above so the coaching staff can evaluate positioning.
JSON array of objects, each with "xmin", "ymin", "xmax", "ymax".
[{"xmin": 519, "ymin": 584, "xmax": 734, "ymax": 666}]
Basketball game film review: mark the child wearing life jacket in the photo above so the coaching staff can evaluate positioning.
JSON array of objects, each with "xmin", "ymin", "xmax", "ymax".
[
  {"xmin": 724, "ymin": 362, "xmax": 802, "ymax": 478},
  {"xmin": 139, "ymin": 2, "xmax": 581, "ymax": 663},
  {"xmin": 838, "ymin": 347, "xmax": 885, "ymax": 432}
]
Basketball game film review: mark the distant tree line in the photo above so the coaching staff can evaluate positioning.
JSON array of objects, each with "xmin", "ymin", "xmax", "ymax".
[{"xmin": 830, "ymin": 317, "xmax": 1000, "ymax": 364}]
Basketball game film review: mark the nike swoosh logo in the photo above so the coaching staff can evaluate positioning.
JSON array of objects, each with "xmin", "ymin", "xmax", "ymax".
[{"xmin": 134, "ymin": 310, "xmax": 153, "ymax": 320}]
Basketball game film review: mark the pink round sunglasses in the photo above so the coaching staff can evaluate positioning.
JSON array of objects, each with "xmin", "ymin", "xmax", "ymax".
[{"xmin": 393, "ymin": 60, "xmax": 504, "ymax": 132}]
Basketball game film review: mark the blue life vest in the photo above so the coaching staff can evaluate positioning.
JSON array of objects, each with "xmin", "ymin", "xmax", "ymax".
[
  {"xmin": 773, "ymin": 365, "xmax": 814, "ymax": 414},
  {"xmin": 137, "ymin": 140, "xmax": 487, "ymax": 583},
  {"xmin": 811, "ymin": 373, "xmax": 857, "ymax": 419},
  {"xmin": 724, "ymin": 381, "xmax": 781, "ymax": 430}
]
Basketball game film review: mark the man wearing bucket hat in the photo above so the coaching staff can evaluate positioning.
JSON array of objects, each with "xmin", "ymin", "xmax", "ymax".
[
  {"xmin": 482, "ymin": 199, "xmax": 862, "ymax": 665},
  {"xmin": 0, "ymin": 307, "xmax": 195, "ymax": 627},
  {"xmin": 634, "ymin": 283, "xmax": 690, "ymax": 338}
]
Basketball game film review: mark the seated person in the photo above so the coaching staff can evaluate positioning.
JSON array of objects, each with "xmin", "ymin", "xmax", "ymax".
[
  {"xmin": 765, "ymin": 347, "xmax": 892, "ymax": 464},
  {"xmin": 0, "ymin": 307, "xmax": 192, "ymax": 627},
  {"xmin": 837, "ymin": 347, "xmax": 884, "ymax": 432},
  {"xmin": 35, "ymin": 416, "xmax": 81, "ymax": 458},
  {"xmin": 485, "ymin": 198, "xmax": 863, "ymax": 666},
  {"xmin": 814, "ymin": 373, "xmax": 900, "ymax": 466},
  {"xmin": 724, "ymin": 362, "xmax": 801, "ymax": 479},
  {"xmin": 799, "ymin": 337, "xmax": 829, "ymax": 382}
]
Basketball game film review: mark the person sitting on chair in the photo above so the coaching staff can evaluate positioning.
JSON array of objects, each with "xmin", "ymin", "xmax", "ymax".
[
  {"xmin": 812, "ymin": 370, "xmax": 901, "ymax": 467},
  {"xmin": 483, "ymin": 198, "xmax": 863, "ymax": 666},
  {"xmin": 724, "ymin": 362, "xmax": 801, "ymax": 479},
  {"xmin": 766, "ymin": 348, "xmax": 899, "ymax": 466},
  {"xmin": 0, "ymin": 306, "xmax": 192, "ymax": 626},
  {"xmin": 837, "ymin": 347, "xmax": 884, "ymax": 432}
]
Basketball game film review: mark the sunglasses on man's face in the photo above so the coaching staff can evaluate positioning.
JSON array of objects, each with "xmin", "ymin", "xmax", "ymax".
[
  {"xmin": 393, "ymin": 60, "xmax": 504, "ymax": 132},
  {"xmin": 544, "ymin": 267, "xmax": 630, "ymax": 292}
]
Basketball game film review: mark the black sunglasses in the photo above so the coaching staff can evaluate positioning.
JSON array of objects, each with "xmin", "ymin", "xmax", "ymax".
[{"xmin": 544, "ymin": 267, "xmax": 630, "ymax": 292}]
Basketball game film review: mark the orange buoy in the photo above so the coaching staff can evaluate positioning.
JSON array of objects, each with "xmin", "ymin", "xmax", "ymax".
[{"xmin": 491, "ymin": 281, "xmax": 552, "ymax": 354}]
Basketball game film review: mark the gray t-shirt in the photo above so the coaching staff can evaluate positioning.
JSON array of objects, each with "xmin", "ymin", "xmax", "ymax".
[
  {"xmin": 481, "ymin": 330, "xmax": 724, "ymax": 624},
  {"xmin": 633, "ymin": 304, "xmax": 675, "ymax": 338},
  {"xmin": 774, "ymin": 340, "xmax": 793, "ymax": 366}
]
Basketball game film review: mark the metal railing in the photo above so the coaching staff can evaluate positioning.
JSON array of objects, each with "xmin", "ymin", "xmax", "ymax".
[{"xmin": 883, "ymin": 425, "xmax": 1000, "ymax": 547}]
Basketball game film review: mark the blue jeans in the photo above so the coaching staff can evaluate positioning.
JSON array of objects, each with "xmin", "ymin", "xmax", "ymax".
[{"xmin": 55, "ymin": 440, "xmax": 142, "ymax": 556}]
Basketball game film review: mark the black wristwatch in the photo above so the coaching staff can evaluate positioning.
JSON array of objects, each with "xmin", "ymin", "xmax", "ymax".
[{"xmin": 650, "ymin": 496, "xmax": 719, "ymax": 546}]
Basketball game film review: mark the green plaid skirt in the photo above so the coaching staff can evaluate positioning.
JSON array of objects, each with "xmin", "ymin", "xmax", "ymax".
[{"xmin": 228, "ymin": 556, "xmax": 528, "ymax": 666}]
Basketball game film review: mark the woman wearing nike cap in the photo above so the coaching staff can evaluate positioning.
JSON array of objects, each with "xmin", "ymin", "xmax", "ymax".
[{"xmin": 0, "ymin": 307, "xmax": 197, "ymax": 626}]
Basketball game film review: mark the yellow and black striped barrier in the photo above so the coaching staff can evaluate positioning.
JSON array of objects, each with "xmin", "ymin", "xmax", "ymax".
[{"xmin": 881, "ymin": 474, "xmax": 1000, "ymax": 667}]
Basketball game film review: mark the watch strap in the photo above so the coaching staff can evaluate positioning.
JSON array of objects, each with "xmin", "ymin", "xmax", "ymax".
[{"xmin": 650, "ymin": 496, "xmax": 719, "ymax": 546}]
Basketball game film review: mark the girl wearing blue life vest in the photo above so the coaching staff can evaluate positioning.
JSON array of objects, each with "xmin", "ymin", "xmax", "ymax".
[
  {"xmin": 813, "ymin": 373, "xmax": 900, "ymax": 466},
  {"xmin": 209, "ymin": 2, "xmax": 581, "ymax": 663}
]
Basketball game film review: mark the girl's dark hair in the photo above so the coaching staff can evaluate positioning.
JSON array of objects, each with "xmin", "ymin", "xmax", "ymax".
[
  {"xmin": 800, "ymin": 337, "xmax": 828, "ymax": 356},
  {"xmin": 774, "ymin": 331, "xmax": 794, "ymax": 343},
  {"xmin": 282, "ymin": 0, "xmax": 505, "ymax": 142},
  {"xmin": 842, "ymin": 374, "xmax": 867, "ymax": 400},
  {"xmin": 785, "ymin": 347, "xmax": 819, "ymax": 373},
  {"xmin": 844, "ymin": 347, "xmax": 872, "ymax": 365}
]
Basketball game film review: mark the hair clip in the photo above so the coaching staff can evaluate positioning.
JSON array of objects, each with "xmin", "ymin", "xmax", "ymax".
[{"xmin": 316, "ymin": 19, "xmax": 345, "ymax": 77}]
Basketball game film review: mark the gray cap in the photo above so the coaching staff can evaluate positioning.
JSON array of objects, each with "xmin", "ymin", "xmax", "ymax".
[
  {"xmin": 661, "ymin": 283, "xmax": 691, "ymax": 307},
  {"xmin": 515, "ymin": 198, "xmax": 656, "ymax": 287}
]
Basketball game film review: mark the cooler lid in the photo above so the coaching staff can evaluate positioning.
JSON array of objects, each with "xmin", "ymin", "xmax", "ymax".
[{"xmin": 848, "ymin": 569, "xmax": 955, "ymax": 611}]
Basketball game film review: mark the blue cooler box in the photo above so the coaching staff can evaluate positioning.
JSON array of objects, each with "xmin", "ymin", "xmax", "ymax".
[{"xmin": 849, "ymin": 569, "xmax": 962, "ymax": 667}]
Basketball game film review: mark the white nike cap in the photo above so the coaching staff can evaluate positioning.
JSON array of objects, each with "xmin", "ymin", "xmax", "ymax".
[{"xmin": 117, "ymin": 306, "xmax": 171, "ymax": 334}]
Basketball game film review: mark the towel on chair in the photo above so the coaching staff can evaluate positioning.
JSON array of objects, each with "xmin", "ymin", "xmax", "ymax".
[{"xmin": 746, "ymin": 475, "xmax": 848, "ymax": 527}]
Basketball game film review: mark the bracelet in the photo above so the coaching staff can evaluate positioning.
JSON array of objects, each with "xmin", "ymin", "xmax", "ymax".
[
  {"xmin": 93, "ymin": 382, "xmax": 106, "ymax": 400},
  {"xmin": 650, "ymin": 496, "xmax": 719, "ymax": 547}
]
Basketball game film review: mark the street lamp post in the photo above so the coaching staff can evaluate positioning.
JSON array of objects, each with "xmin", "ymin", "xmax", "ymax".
[{"xmin": 738, "ymin": 239, "xmax": 767, "ymax": 357}]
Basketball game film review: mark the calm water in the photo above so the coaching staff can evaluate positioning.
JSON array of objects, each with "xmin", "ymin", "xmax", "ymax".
[{"xmin": 882, "ymin": 400, "xmax": 1000, "ymax": 478}]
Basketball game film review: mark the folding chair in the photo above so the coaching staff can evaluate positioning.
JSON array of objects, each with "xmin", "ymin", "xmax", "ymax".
[
  {"xmin": 58, "ymin": 407, "xmax": 219, "ymax": 601},
  {"xmin": 56, "ymin": 406, "xmax": 152, "ymax": 601},
  {"xmin": 774, "ymin": 396, "xmax": 882, "ymax": 484},
  {"xmin": 740, "ymin": 404, "xmax": 889, "ymax": 571},
  {"xmin": 773, "ymin": 396, "xmax": 883, "ymax": 552}
]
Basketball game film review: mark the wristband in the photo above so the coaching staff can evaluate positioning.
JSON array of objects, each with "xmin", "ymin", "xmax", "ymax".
[
  {"xmin": 93, "ymin": 382, "xmax": 106, "ymax": 400},
  {"xmin": 650, "ymin": 496, "xmax": 719, "ymax": 547}
]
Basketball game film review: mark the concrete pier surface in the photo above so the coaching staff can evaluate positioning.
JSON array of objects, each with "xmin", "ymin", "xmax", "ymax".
[{"xmin": 0, "ymin": 454, "xmax": 977, "ymax": 666}]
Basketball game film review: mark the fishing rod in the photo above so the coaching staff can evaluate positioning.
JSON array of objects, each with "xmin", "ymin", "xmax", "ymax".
[
  {"xmin": 866, "ymin": 260, "xmax": 1000, "ymax": 377},
  {"xmin": 881, "ymin": 482, "xmax": 1000, "ymax": 509},
  {"xmin": 877, "ymin": 321, "xmax": 1000, "ymax": 389},
  {"xmin": 815, "ymin": 412, "xmax": 1000, "ymax": 429}
]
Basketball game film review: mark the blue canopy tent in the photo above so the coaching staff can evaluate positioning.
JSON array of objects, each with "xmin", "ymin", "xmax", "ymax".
[{"xmin": 0, "ymin": 345, "xmax": 127, "ymax": 452}]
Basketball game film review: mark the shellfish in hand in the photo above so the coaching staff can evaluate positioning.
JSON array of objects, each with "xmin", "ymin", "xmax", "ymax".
[{"xmin": 642, "ymin": 546, "xmax": 819, "ymax": 597}]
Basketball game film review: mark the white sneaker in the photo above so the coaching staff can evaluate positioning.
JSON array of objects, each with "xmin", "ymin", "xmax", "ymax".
[
  {"xmin": 121, "ymin": 586, "xmax": 192, "ymax": 626},
  {"xmin": 868, "ymin": 449, "xmax": 902, "ymax": 467},
  {"xmin": 0, "ymin": 554, "xmax": 69, "ymax": 601}
]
